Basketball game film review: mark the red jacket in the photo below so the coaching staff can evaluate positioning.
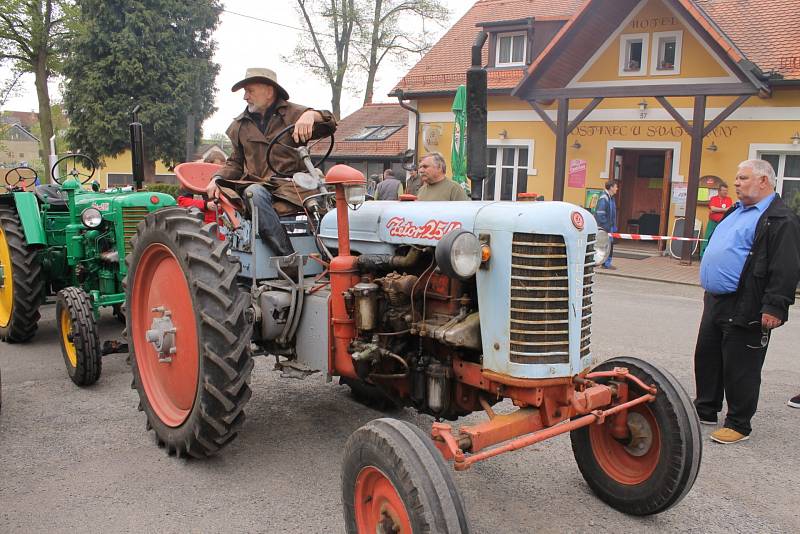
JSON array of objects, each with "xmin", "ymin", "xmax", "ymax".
[{"xmin": 178, "ymin": 195, "xmax": 217, "ymax": 223}]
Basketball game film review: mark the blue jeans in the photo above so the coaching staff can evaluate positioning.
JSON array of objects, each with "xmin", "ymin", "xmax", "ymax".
[{"xmin": 244, "ymin": 183, "xmax": 294, "ymax": 256}]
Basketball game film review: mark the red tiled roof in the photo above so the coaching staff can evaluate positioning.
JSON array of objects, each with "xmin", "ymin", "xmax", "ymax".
[
  {"xmin": 694, "ymin": 0, "xmax": 800, "ymax": 80},
  {"xmin": 395, "ymin": 0, "xmax": 799, "ymax": 97},
  {"xmin": 311, "ymin": 103, "xmax": 408, "ymax": 158},
  {"xmin": 393, "ymin": 0, "xmax": 582, "ymax": 96},
  {"xmin": 0, "ymin": 110, "xmax": 39, "ymax": 129}
]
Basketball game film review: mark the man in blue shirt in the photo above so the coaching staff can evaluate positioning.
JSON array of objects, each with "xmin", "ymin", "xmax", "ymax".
[
  {"xmin": 595, "ymin": 179, "xmax": 619, "ymax": 269},
  {"xmin": 694, "ymin": 159, "xmax": 800, "ymax": 444}
]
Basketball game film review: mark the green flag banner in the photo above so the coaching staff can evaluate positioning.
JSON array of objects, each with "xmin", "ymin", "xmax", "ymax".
[{"xmin": 451, "ymin": 85, "xmax": 467, "ymax": 185}]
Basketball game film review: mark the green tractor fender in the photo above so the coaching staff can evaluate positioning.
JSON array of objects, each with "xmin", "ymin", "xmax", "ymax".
[{"xmin": 1, "ymin": 192, "xmax": 46, "ymax": 246}]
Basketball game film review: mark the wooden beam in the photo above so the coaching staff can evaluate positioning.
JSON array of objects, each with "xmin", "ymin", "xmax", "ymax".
[
  {"xmin": 529, "ymin": 100, "xmax": 557, "ymax": 134},
  {"xmin": 655, "ymin": 96, "xmax": 691, "ymax": 133},
  {"xmin": 525, "ymin": 83, "xmax": 758, "ymax": 100},
  {"xmin": 566, "ymin": 97, "xmax": 603, "ymax": 135},
  {"xmin": 703, "ymin": 94, "xmax": 750, "ymax": 137},
  {"xmin": 680, "ymin": 95, "xmax": 707, "ymax": 264},
  {"xmin": 553, "ymin": 98, "xmax": 569, "ymax": 202}
]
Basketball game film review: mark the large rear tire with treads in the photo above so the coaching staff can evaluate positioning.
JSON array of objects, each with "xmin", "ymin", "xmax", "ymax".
[
  {"xmin": 0, "ymin": 206, "xmax": 43, "ymax": 343},
  {"xmin": 126, "ymin": 207, "xmax": 253, "ymax": 458}
]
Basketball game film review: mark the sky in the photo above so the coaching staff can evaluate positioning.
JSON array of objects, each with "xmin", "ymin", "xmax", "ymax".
[{"xmin": 1, "ymin": 0, "xmax": 475, "ymax": 138}]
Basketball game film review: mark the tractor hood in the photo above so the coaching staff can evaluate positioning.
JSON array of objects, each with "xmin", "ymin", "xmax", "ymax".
[{"xmin": 318, "ymin": 200, "xmax": 597, "ymax": 253}]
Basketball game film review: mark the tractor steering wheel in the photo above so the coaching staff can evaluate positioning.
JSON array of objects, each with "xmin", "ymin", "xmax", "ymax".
[
  {"xmin": 51, "ymin": 154, "xmax": 97, "ymax": 185},
  {"xmin": 265, "ymin": 123, "xmax": 334, "ymax": 178},
  {"xmin": 3, "ymin": 166, "xmax": 38, "ymax": 191}
]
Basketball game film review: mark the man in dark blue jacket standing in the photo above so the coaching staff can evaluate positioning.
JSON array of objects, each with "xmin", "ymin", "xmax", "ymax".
[{"xmin": 595, "ymin": 179, "xmax": 619, "ymax": 269}]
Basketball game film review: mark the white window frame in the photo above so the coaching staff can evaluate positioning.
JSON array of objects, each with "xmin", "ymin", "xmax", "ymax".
[
  {"xmin": 650, "ymin": 30, "xmax": 683, "ymax": 75},
  {"xmin": 618, "ymin": 33, "xmax": 649, "ymax": 76},
  {"xmin": 484, "ymin": 141, "xmax": 533, "ymax": 201},
  {"xmin": 758, "ymin": 152, "xmax": 800, "ymax": 197},
  {"xmin": 495, "ymin": 31, "xmax": 527, "ymax": 67}
]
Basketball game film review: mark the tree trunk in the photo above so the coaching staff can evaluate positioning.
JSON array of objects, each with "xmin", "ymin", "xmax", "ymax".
[
  {"xmin": 331, "ymin": 85, "xmax": 342, "ymax": 119},
  {"xmin": 144, "ymin": 157, "xmax": 156, "ymax": 183},
  {"xmin": 362, "ymin": 0, "xmax": 382, "ymax": 106},
  {"xmin": 33, "ymin": 55, "xmax": 54, "ymax": 178}
]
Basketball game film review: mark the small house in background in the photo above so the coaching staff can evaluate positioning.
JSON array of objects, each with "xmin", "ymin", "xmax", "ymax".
[
  {"xmin": 0, "ymin": 118, "xmax": 40, "ymax": 170},
  {"xmin": 193, "ymin": 143, "xmax": 228, "ymax": 164},
  {"xmin": 312, "ymin": 103, "xmax": 409, "ymax": 180}
]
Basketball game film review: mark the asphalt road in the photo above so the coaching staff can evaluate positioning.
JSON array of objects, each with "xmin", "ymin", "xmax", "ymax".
[{"xmin": 1, "ymin": 276, "xmax": 799, "ymax": 533}]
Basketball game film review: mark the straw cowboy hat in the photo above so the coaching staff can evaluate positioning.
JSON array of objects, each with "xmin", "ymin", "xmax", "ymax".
[{"xmin": 231, "ymin": 67, "xmax": 290, "ymax": 101}]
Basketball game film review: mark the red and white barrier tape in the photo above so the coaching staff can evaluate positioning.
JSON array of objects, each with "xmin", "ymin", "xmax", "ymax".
[{"xmin": 608, "ymin": 232, "xmax": 706, "ymax": 242}]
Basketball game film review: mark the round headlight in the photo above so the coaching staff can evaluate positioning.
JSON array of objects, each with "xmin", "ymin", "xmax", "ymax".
[
  {"xmin": 81, "ymin": 207, "xmax": 103, "ymax": 228},
  {"xmin": 435, "ymin": 229, "xmax": 482, "ymax": 280}
]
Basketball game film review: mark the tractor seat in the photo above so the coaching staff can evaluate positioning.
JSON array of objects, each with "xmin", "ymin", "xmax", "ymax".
[
  {"xmin": 35, "ymin": 183, "xmax": 68, "ymax": 208},
  {"xmin": 174, "ymin": 162, "xmax": 223, "ymax": 193}
]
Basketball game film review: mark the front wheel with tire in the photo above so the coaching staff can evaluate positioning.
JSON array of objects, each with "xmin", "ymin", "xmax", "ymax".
[
  {"xmin": 570, "ymin": 356, "xmax": 702, "ymax": 515},
  {"xmin": 0, "ymin": 206, "xmax": 44, "ymax": 342},
  {"xmin": 342, "ymin": 418, "xmax": 470, "ymax": 534},
  {"xmin": 56, "ymin": 287, "xmax": 101, "ymax": 386},
  {"xmin": 126, "ymin": 207, "xmax": 253, "ymax": 458}
]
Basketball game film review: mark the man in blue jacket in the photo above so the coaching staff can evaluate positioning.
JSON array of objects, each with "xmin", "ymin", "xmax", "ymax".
[{"xmin": 595, "ymin": 179, "xmax": 619, "ymax": 269}]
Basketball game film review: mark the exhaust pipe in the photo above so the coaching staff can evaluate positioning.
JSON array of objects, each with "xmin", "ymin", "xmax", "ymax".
[
  {"xmin": 466, "ymin": 31, "xmax": 488, "ymax": 201},
  {"xmin": 129, "ymin": 105, "xmax": 145, "ymax": 190}
]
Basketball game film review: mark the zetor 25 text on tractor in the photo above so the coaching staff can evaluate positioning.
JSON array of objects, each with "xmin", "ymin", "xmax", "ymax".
[
  {"xmin": 0, "ymin": 124, "xmax": 175, "ymax": 387},
  {"xmin": 124, "ymin": 52, "xmax": 701, "ymax": 534}
]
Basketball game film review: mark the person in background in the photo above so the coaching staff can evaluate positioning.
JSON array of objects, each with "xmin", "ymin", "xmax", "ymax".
[
  {"xmin": 405, "ymin": 167, "xmax": 422, "ymax": 196},
  {"xmin": 700, "ymin": 183, "xmax": 732, "ymax": 257},
  {"xmin": 594, "ymin": 179, "xmax": 619, "ymax": 269},
  {"xmin": 374, "ymin": 168, "xmax": 403, "ymax": 200},
  {"xmin": 366, "ymin": 174, "xmax": 379, "ymax": 197},
  {"xmin": 415, "ymin": 152, "xmax": 469, "ymax": 201},
  {"xmin": 693, "ymin": 159, "xmax": 800, "ymax": 444}
]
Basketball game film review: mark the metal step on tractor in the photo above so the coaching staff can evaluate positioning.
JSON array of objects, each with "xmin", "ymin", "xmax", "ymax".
[
  {"xmin": 124, "ymin": 57, "xmax": 701, "ymax": 534},
  {"xmin": 0, "ymin": 111, "xmax": 176, "ymax": 387}
]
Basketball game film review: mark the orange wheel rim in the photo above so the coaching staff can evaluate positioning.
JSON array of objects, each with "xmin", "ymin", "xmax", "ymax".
[
  {"xmin": 354, "ymin": 467, "xmax": 412, "ymax": 534},
  {"xmin": 589, "ymin": 404, "xmax": 661, "ymax": 485},
  {"xmin": 131, "ymin": 243, "xmax": 199, "ymax": 427}
]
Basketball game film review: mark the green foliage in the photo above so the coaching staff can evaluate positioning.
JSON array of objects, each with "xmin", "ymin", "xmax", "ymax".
[
  {"xmin": 62, "ymin": 0, "xmax": 221, "ymax": 168},
  {"xmin": 144, "ymin": 182, "xmax": 179, "ymax": 198}
]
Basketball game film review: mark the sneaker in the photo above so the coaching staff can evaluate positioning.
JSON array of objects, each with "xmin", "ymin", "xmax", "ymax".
[
  {"xmin": 699, "ymin": 417, "xmax": 717, "ymax": 426},
  {"xmin": 710, "ymin": 427, "xmax": 750, "ymax": 444},
  {"xmin": 602, "ymin": 265, "xmax": 617, "ymax": 270},
  {"xmin": 788, "ymin": 394, "xmax": 800, "ymax": 408}
]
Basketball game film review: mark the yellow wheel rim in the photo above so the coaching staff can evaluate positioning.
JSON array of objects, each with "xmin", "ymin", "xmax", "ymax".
[
  {"xmin": 61, "ymin": 307, "xmax": 78, "ymax": 367},
  {"xmin": 0, "ymin": 226, "xmax": 13, "ymax": 328}
]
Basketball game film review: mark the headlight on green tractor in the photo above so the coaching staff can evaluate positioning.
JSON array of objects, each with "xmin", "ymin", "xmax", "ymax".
[{"xmin": 80, "ymin": 207, "xmax": 103, "ymax": 228}]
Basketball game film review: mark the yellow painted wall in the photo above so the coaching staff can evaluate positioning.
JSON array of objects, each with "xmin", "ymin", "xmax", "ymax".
[
  {"xmin": 578, "ymin": 0, "xmax": 730, "ymax": 83},
  {"xmin": 94, "ymin": 150, "xmax": 173, "ymax": 188}
]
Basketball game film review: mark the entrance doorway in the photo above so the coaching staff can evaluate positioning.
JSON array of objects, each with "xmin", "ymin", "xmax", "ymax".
[{"xmin": 609, "ymin": 148, "xmax": 673, "ymax": 254}]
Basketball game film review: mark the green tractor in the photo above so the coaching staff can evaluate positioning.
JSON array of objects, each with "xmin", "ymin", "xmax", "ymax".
[{"xmin": 0, "ymin": 154, "xmax": 176, "ymax": 386}]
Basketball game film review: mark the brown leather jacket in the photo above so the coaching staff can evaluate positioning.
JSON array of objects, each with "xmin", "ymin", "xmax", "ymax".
[{"xmin": 215, "ymin": 99, "xmax": 336, "ymax": 214}]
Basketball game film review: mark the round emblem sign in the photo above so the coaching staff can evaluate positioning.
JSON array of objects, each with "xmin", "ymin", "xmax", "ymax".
[{"xmin": 571, "ymin": 211, "xmax": 585, "ymax": 230}]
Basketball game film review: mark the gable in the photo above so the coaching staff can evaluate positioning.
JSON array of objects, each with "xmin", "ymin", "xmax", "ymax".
[{"xmin": 570, "ymin": 0, "xmax": 736, "ymax": 87}]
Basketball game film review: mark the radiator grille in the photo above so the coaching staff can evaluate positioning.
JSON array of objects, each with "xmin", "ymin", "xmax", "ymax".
[
  {"xmin": 122, "ymin": 207, "xmax": 149, "ymax": 254},
  {"xmin": 509, "ymin": 233, "xmax": 594, "ymax": 365}
]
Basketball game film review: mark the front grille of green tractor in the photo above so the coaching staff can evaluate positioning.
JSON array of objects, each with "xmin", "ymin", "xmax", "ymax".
[
  {"xmin": 509, "ymin": 233, "xmax": 594, "ymax": 365},
  {"xmin": 122, "ymin": 207, "xmax": 149, "ymax": 254}
]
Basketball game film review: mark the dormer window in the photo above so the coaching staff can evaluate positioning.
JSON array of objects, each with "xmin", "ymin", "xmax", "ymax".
[
  {"xmin": 651, "ymin": 31, "xmax": 683, "ymax": 74},
  {"xmin": 496, "ymin": 31, "xmax": 527, "ymax": 66},
  {"xmin": 619, "ymin": 33, "xmax": 648, "ymax": 76}
]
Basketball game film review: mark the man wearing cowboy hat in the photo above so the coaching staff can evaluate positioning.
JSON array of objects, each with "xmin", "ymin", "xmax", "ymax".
[{"xmin": 207, "ymin": 67, "xmax": 336, "ymax": 258}]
